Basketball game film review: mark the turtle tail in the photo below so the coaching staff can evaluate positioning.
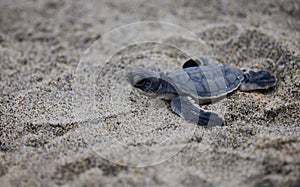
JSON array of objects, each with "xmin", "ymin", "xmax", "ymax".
[{"xmin": 240, "ymin": 70, "xmax": 276, "ymax": 91}]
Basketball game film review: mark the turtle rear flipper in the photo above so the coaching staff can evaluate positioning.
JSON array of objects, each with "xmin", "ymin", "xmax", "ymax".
[
  {"xmin": 171, "ymin": 96, "xmax": 224, "ymax": 127},
  {"xmin": 240, "ymin": 70, "xmax": 277, "ymax": 91}
]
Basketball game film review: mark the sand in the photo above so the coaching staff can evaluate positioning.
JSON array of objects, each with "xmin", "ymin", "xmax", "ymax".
[{"xmin": 0, "ymin": 0, "xmax": 299, "ymax": 186}]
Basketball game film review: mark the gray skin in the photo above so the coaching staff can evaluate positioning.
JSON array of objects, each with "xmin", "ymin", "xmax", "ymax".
[{"xmin": 126, "ymin": 59, "xmax": 277, "ymax": 126}]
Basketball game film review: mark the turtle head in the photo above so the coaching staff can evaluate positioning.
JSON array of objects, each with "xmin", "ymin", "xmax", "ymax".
[
  {"xmin": 240, "ymin": 70, "xmax": 277, "ymax": 91},
  {"xmin": 126, "ymin": 68, "xmax": 162, "ymax": 97}
]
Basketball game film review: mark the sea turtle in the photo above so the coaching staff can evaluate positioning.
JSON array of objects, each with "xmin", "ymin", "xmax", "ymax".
[{"xmin": 126, "ymin": 59, "xmax": 276, "ymax": 126}]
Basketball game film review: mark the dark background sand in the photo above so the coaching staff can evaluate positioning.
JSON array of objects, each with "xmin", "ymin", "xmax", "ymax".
[{"xmin": 0, "ymin": 0, "xmax": 299, "ymax": 186}]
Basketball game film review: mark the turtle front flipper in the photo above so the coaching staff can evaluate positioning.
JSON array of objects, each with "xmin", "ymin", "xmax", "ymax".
[
  {"xmin": 240, "ymin": 70, "xmax": 277, "ymax": 91},
  {"xmin": 182, "ymin": 58, "xmax": 209, "ymax": 69},
  {"xmin": 171, "ymin": 96, "xmax": 224, "ymax": 127}
]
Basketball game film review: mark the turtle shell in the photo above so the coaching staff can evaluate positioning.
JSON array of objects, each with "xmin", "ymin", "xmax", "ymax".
[{"xmin": 167, "ymin": 65, "xmax": 244, "ymax": 99}]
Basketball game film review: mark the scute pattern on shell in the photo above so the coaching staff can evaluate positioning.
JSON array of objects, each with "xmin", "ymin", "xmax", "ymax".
[{"xmin": 168, "ymin": 66, "xmax": 244, "ymax": 98}]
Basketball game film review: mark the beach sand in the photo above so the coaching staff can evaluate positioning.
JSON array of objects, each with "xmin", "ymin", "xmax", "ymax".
[{"xmin": 0, "ymin": 0, "xmax": 299, "ymax": 186}]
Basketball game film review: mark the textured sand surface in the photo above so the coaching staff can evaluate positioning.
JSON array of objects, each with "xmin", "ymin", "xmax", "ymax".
[{"xmin": 0, "ymin": 0, "xmax": 299, "ymax": 186}]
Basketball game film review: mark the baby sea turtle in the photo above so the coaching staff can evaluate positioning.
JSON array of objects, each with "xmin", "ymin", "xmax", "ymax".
[{"xmin": 126, "ymin": 59, "xmax": 276, "ymax": 126}]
